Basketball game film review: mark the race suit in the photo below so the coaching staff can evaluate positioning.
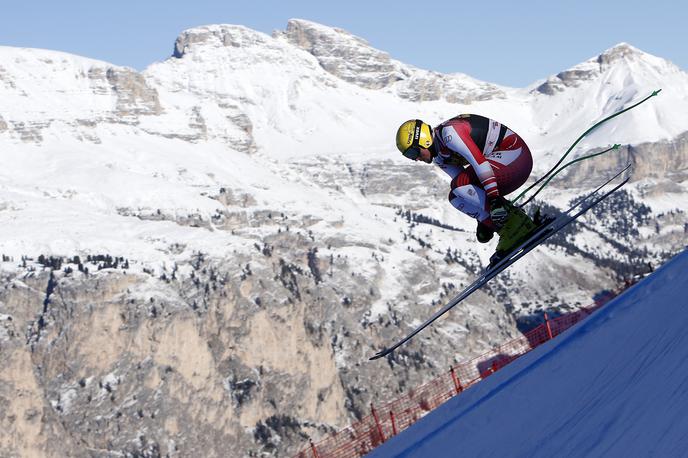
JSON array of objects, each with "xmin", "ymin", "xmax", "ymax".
[{"xmin": 431, "ymin": 114, "xmax": 533, "ymax": 224}]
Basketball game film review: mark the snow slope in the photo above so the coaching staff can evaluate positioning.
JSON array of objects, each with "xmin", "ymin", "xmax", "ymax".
[{"xmin": 370, "ymin": 248, "xmax": 688, "ymax": 457}]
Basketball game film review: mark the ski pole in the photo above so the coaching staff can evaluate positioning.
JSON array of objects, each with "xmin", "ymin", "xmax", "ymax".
[
  {"xmin": 517, "ymin": 144, "xmax": 620, "ymax": 207},
  {"xmin": 512, "ymin": 89, "xmax": 661, "ymax": 205}
]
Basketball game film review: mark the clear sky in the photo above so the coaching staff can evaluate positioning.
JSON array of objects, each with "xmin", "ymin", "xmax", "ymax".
[{"xmin": 0, "ymin": 0, "xmax": 685, "ymax": 87}]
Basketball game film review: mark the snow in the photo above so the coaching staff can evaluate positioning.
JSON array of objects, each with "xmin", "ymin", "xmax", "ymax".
[
  {"xmin": 0, "ymin": 20, "xmax": 685, "ymax": 327},
  {"xmin": 370, "ymin": 248, "xmax": 688, "ymax": 457}
]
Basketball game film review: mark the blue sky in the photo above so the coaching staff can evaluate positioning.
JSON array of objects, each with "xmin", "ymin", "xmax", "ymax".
[{"xmin": 1, "ymin": 0, "xmax": 684, "ymax": 87}]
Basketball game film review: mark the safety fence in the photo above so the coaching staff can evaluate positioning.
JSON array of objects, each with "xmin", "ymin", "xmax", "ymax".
[{"xmin": 294, "ymin": 287, "xmax": 625, "ymax": 458}]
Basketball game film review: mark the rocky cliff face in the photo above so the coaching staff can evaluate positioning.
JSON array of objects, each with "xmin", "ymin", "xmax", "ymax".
[
  {"xmin": 276, "ymin": 19, "xmax": 407, "ymax": 90},
  {"xmin": 0, "ymin": 48, "xmax": 162, "ymax": 145},
  {"xmin": 102, "ymin": 67, "xmax": 162, "ymax": 119},
  {"xmin": 560, "ymin": 131, "xmax": 688, "ymax": 187},
  {"xmin": 0, "ymin": 253, "xmax": 349, "ymax": 457},
  {"xmin": 0, "ymin": 219, "xmax": 530, "ymax": 457}
]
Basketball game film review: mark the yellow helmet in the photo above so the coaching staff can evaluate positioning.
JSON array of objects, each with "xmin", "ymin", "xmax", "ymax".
[{"xmin": 395, "ymin": 119, "xmax": 433, "ymax": 159}]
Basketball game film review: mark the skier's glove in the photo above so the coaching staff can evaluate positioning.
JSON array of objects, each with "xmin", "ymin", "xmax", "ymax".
[{"xmin": 489, "ymin": 196, "xmax": 510, "ymax": 228}]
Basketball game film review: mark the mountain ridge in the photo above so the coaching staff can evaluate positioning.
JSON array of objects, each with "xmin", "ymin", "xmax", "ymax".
[{"xmin": 2, "ymin": 20, "xmax": 687, "ymax": 154}]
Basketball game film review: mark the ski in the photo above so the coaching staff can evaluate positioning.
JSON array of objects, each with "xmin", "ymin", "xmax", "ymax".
[{"xmin": 369, "ymin": 165, "xmax": 631, "ymax": 361}]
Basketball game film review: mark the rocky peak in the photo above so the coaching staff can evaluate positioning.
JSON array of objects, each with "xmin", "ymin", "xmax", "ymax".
[
  {"xmin": 534, "ymin": 42, "xmax": 676, "ymax": 95},
  {"xmin": 596, "ymin": 42, "xmax": 643, "ymax": 66},
  {"xmin": 173, "ymin": 24, "xmax": 273, "ymax": 59},
  {"xmin": 596, "ymin": 42, "xmax": 683, "ymax": 75},
  {"xmin": 274, "ymin": 19, "xmax": 505, "ymax": 102},
  {"xmin": 275, "ymin": 19, "xmax": 407, "ymax": 90},
  {"xmin": 280, "ymin": 18, "xmax": 369, "ymax": 52}
]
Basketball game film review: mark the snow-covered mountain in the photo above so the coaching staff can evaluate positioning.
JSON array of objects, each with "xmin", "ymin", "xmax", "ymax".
[{"xmin": 0, "ymin": 19, "xmax": 686, "ymax": 457}]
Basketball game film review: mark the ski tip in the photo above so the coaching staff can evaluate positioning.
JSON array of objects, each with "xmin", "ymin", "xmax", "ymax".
[
  {"xmin": 652, "ymin": 88, "xmax": 662, "ymax": 97},
  {"xmin": 369, "ymin": 349, "xmax": 391, "ymax": 361},
  {"xmin": 623, "ymin": 162, "xmax": 634, "ymax": 177}
]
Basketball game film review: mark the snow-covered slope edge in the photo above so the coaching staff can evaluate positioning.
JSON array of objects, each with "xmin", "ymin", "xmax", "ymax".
[{"xmin": 371, "ymin": 248, "xmax": 688, "ymax": 457}]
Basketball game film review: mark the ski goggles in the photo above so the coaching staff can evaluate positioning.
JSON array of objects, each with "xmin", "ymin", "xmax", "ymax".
[{"xmin": 402, "ymin": 146, "xmax": 422, "ymax": 160}]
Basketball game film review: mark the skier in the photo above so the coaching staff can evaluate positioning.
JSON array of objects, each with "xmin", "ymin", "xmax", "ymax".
[
  {"xmin": 376, "ymin": 90, "xmax": 657, "ymax": 359},
  {"xmin": 395, "ymin": 115, "xmax": 538, "ymax": 262}
]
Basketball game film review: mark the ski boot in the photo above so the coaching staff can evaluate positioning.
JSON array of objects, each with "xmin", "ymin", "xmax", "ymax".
[
  {"xmin": 476, "ymin": 221, "xmax": 494, "ymax": 243},
  {"xmin": 488, "ymin": 204, "xmax": 538, "ymax": 268}
]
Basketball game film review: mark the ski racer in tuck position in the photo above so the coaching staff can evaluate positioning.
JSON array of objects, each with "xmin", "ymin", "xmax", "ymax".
[
  {"xmin": 374, "ymin": 91, "xmax": 658, "ymax": 360},
  {"xmin": 395, "ymin": 115, "xmax": 539, "ymax": 264}
]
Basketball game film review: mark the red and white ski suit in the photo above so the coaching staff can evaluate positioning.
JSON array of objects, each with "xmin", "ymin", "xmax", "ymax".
[{"xmin": 432, "ymin": 114, "xmax": 533, "ymax": 223}]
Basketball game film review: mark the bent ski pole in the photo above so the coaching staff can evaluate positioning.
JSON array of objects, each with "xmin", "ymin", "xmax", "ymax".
[{"xmin": 512, "ymin": 89, "xmax": 661, "ymax": 205}]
